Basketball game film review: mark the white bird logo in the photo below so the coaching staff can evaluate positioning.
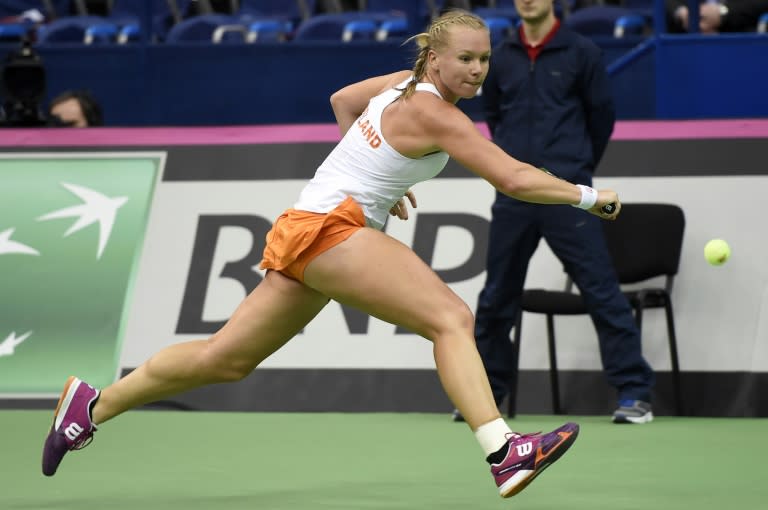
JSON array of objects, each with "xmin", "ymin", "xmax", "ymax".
[
  {"xmin": 0, "ymin": 228, "xmax": 40, "ymax": 256},
  {"xmin": 0, "ymin": 331, "xmax": 32, "ymax": 357},
  {"xmin": 37, "ymin": 183, "xmax": 128, "ymax": 259}
]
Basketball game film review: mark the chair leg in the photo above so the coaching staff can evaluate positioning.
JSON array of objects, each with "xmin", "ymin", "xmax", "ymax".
[
  {"xmin": 664, "ymin": 298, "xmax": 684, "ymax": 415},
  {"xmin": 546, "ymin": 314, "xmax": 561, "ymax": 414},
  {"xmin": 508, "ymin": 308, "xmax": 523, "ymax": 418}
]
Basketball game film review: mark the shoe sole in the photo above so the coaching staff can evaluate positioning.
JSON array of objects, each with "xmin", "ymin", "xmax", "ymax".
[
  {"xmin": 613, "ymin": 412, "xmax": 654, "ymax": 424},
  {"xmin": 53, "ymin": 376, "xmax": 79, "ymax": 430},
  {"xmin": 500, "ymin": 426, "xmax": 580, "ymax": 498}
]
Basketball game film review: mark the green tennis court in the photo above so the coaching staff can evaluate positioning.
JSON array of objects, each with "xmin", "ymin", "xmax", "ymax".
[{"xmin": 3, "ymin": 411, "xmax": 764, "ymax": 509}]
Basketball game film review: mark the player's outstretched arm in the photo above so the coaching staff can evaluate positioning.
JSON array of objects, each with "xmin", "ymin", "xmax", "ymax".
[{"xmin": 421, "ymin": 101, "xmax": 620, "ymax": 219}]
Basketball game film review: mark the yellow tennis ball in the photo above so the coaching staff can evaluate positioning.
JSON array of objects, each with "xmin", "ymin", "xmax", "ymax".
[{"xmin": 704, "ymin": 239, "xmax": 730, "ymax": 266}]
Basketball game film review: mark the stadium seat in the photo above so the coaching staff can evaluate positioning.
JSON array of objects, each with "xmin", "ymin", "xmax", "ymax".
[
  {"xmin": 37, "ymin": 16, "xmax": 119, "ymax": 44},
  {"xmin": 0, "ymin": 22, "xmax": 30, "ymax": 42},
  {"xmin": 621, "ymin": 0, "xmax": 655, "ymax": 22},
  {"xmin": 342, "ymin": 19, "xmax": 378, "ymax": 42},
  {"xmin": 246, "ymin": 19, "xmax": 289, "ymax": 43},
  {"xmin": 376, "ymin": 17, "xmax": 409, "ymax": 41},
  {"xmin": 758, "ymin": 12, "xmax": 768, "ymax": 32},
  {"xmin": 116, "ymin": 23, "xmax": 140, "ymax": 44},
  {"xmin": 474, "ymin": 0, "xmax": 519, "ymax": 25},
  {"xmin": 165, "ymin": 14, "xmax": 245, "ymax": 43},
  {"xmin": 293, "ymin": 13, "xmax": 389, "ymax": 42},
  {"xmin": 363, "ymin": 0, "xmax": 443, "ymax": 33},
  {"xmin": 564, "ymin": 5, "xmax": 648, "ymax": 38},
  {"xmin": 508, "ymin": 203, "xmax": 686, "ymax": 417},
  {"xmin": 238, "ymin": 0, "xmax": 316, "ymax": 28},
  {"xmin": 484, "ymin": 16, "xmax": 514, "ymax": 46}
]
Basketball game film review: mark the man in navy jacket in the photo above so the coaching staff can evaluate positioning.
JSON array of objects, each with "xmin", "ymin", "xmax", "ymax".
[{"xmin": 458, "ymin": 0, "xmax": 655, "ymax": 423}]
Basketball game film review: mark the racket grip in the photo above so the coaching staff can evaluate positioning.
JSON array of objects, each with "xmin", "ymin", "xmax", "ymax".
[{"xmin": 601, "ymin": 203, "xmax": 616, "ymax": 214}]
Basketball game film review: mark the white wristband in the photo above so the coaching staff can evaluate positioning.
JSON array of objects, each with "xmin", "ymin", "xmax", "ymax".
[{"xmin": 573, "ymin": 184, "xmax": 597, "ymax": 210}]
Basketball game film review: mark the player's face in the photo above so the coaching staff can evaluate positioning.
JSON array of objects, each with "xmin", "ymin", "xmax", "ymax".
[
  {"xmin": 514, "ymin": 0, "xmax": 555, "ymax": 23},
  {"xmin": 434, "ymin": 27, "xmax": 491, "ymax": 102}
]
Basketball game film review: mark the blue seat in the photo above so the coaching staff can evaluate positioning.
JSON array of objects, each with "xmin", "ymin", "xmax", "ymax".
[
  {"xmin": 621, "ymin": 0, "xmax": 655, "ymax": 22},
  {"xmin": 117, "ymin": 23, "xmax": 140, "ymax": 44},
  {"xmin": 37, "ymin": 16, "xmax": 119, "ymax": 44},
  {"xmin": 0, "ymin": 22, "xmax": 30, "ymax": 42},
  {"xmin": 376, "ymin": 17, "xmax": 409, "ymax": 41},
  {"xmin": 165, "ymin": 14, "xmax": 246, "ymax": 43},
  {"xmin": 484, "ymin": 16, "xmax": 514, "ymax": 46},
  {"xmin": 474, "ymin": 0, "xmax": 519, "ymax": 25},
  {"xmin": 293, "ymin": 13, "xmax": 389, "ymax": 42},
  {"xmin": 564, "ymin": 6, "xmax": 647, "ymax": 38},
  {"xmin": 342, "ymin": 19, "xmax": 378, "ymax": 42},
  {"xmin": 105, "ymin": 0, "xmax": 171, "ymax": 42},
  {"xmin": 246, "ymin": 19, "xmax": 290, "ymax": 43},
  {"xmin": 238, "ymin": 0, "xmax": 316, "ymax": 28},
  {"xmin": 364, "ymin": 0, "xmax": 443, "ymax": 33},
  {"xmin": 758, "ymin": 12, "xmax": 768, "ymax": 32}
]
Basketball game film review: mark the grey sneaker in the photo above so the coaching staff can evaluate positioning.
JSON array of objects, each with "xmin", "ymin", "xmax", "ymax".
[
  {"xmin": 612, "ymin": 399, "xmax": 653, "ymax": 424},
  {"xmin": 451, "ymin": 409, "xmax": 465, "ymax": 422}
]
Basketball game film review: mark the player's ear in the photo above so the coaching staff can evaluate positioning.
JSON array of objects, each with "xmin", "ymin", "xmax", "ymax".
[{"xmin": 428, "ymin": 50, "xmax": 438, "ymax": 71}]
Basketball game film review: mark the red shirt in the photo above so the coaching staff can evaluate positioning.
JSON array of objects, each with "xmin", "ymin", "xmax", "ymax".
[{"xmin": 519, "ymin": 19, "xmax": 561, "ymax": 62}]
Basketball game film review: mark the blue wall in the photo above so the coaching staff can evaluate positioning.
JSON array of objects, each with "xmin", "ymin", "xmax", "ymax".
[
  {"xmin": 1, "ymin": 33, "xmax": 766, "ymax": 126},
  {"xmin": 655, "ymin": 34, "xmax": 768, "ymax": 118}
]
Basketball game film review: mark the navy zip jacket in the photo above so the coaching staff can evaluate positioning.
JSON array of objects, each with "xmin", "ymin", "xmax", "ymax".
[{"xmin": 483, "ymin": 25, "xmax": 615, "ymax": 185}]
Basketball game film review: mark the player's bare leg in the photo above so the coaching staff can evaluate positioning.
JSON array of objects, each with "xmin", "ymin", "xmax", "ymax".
[
  {"xmin": 43, "ymin": 271, "xmax": 329, "ymax": 475},
  {"xmin": 304, "ymin": 228, "xmax": 580, "ymax": 498}
]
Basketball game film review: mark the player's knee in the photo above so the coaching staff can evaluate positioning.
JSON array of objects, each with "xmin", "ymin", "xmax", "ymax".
[
  {"xmin": 203, "ymin": 358, "xmax": 253, "ymax": 383},
  {"xmin": 198, "ymin": 346, "xmax": 255, "ymax": 383},
  {"xmin": 431, "ymin": 299, "xmax": 475, "ymax": 339}
]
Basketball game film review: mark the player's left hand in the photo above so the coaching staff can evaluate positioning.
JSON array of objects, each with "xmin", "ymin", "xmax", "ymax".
[{"xmin": 389, "ymin": 190, "xmax": 417, "ymax": 220}]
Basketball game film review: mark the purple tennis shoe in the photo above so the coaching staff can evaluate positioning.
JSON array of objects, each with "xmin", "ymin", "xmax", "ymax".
[
  {"xmin": 42, "ymin": 376, "xmax": 100, "ymax": 476},
  {"xmin": 491, "ymin": 422, "xmax": 579, "ymax": 498}
]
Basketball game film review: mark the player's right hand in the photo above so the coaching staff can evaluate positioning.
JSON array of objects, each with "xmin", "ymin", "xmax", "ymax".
[{"xmin": 589, "ymin": 190, "xmax": 621, "ymax": 220}]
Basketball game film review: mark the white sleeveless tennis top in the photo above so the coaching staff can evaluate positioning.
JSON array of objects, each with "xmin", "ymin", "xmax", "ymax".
[{"xmin": 294, "ymin": 76, "xmax": 450, "ymax": 230}]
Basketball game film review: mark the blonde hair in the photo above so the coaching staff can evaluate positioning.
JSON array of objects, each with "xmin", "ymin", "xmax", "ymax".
[{"xmin": 400, "ymin": 10, "xmax": 488, "ymax": 99}]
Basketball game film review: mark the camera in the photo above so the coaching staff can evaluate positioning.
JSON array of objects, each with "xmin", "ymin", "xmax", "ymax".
[{"xmin": 1, "ymin": 39, "xmax": 48, "ymax": 127}]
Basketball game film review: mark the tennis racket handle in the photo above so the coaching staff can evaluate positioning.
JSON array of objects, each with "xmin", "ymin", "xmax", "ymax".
[{"xmin": 601, "ymin": 203, "xmax": 616, "ymax": 214}]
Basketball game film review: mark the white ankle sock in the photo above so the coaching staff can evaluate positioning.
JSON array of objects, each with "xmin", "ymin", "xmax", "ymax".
[{"xmin": 474, "ymin": 418, "xmax": 514, "ymax": 456}]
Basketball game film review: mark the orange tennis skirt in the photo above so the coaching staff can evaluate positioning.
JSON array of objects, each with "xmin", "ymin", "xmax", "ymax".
[{"xmin": 260, "ymin": 196, "xmax": 367, "ymax": 282}]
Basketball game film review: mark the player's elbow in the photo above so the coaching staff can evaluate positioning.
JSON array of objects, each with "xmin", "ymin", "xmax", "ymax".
[
  {"xmin": 330, "ymin": 90, "xmax": 344, "ymax": 111},
  {"xmin": 496, "ymin": 165, "xmax": 532, "ymax": 198},
  {"xmin": 330, "ymin": 90, "xmax": 359, "ymax": 119}
]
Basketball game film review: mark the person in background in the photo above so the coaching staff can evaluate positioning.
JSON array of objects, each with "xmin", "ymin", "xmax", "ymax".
[
  {"xmin": 48, "ymin": 89, "xmax": 103, "ymax": 127},
  {"xmin": 667, "ymin": 0, "xmax": 768, "ymax": 33},
  {"xmin": 452, "ymin": 0, "xmax": 655, "ymax": 425}
]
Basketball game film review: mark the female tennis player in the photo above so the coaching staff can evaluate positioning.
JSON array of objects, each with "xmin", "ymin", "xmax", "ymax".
[{"xmin": 43, "ymin": 9, "xmax": 620, "ymax": 499}]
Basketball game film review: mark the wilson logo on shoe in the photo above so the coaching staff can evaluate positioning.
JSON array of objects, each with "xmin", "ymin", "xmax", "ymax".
[
  {"xmin": 515, "ymin": 442, "xmax": 533, "ymax": 457},
  {"xmin": 63, "ymin": 422, "xmax": 85, "ymax": 441}
]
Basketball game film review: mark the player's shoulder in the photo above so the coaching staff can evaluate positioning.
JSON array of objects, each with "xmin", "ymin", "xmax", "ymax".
[
  {"xmin": 408, "ymin": 93, "xmax": 462, "ymax": 126},
  {"xmin": 381, "ymin": 70, "xmax": 415, "ymax": 93}
]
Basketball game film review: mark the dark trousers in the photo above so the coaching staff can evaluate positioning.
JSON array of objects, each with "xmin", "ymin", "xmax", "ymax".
[{"xmin": 474, "ymin": 197, "xmax": 655, "ymax": 405}]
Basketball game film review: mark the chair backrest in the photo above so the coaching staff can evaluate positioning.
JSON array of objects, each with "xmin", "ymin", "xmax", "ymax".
[
  {"xmin": 294, "ymin": 12, "xmax": 382, "ymax": 41},
  {"xmin": 603, "ymin": 203, "xmax": 685, "ymax": 284},
  {"xmin": 165, "ymin": 14, "xmax": 241, "ymax": 43},
  {"xmin": 239, "ymin": 0, "xmax": 316, "ymax": 21},
  {"xmin": 37, "ymin": 15, "xmax": 117, "ymax": 44},
  {"xmin": 564, "ymin": 5, "xmax": 635, "ymax": 36}
]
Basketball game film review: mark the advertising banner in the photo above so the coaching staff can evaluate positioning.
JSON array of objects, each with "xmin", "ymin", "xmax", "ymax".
[{"xmin": 0, "ymin": 153, "xmax": 162, "ymax": 395}]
